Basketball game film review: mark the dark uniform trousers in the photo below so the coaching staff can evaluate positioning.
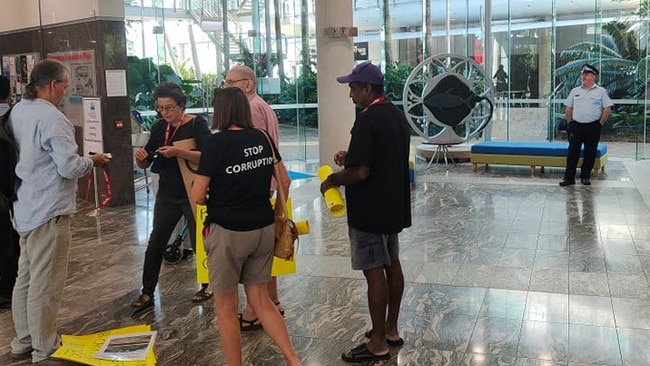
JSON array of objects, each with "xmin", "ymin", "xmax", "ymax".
[
  {"xmin": 0, "ymin": 212, "xmax": 20, "ymax": 301},
  {"xmin": 564, "ymin": 121, "xmax": 602, "ymax": 181}
]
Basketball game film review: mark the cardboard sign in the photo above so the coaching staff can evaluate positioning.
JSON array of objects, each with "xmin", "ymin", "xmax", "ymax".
[{"xmin": 172, "ymin": 138, "xmax": 198, "ymax": 215}]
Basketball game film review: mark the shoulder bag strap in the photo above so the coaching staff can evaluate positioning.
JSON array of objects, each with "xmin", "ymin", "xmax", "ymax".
[{"xmin": 258, "ymin": 128, "xmax": 288, "ymax": 219}]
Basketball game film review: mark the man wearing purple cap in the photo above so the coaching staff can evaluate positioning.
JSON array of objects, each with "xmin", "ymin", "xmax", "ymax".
[
  {"xmin": 320, "ymin": 62, "xmax": 412, "ymax": 363},
  {"xmin": 560, "ymin": 63, "xmax": 613, "ymax": 186}
]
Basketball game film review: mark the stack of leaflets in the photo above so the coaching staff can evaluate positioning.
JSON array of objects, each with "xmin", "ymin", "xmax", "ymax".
[{"xmin": 95, "ymin": 331, "xmax": 157, "ymax": 362}]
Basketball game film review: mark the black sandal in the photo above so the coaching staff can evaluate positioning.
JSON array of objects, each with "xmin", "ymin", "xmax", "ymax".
[
  {"xmin": 364, "ymin": 329, "xmax": 405, "ymax": 347},
  {"xmin": 238, "ymin": 313, "xmax": 262, "ymax": 331},
  {"xmin": 275, "ymin": 301, "xmax": 285, "ymax": 317},
  {"xmin": 341, "ymin": 343, "xmax": 390, "ymax": 363},
  {"xmin": 192, "ymin": 285, "xmax": 214, "ymax": 303},
  {"xmin": 131, "ymin": 294, "xmax": 153, "ymax": 315}
]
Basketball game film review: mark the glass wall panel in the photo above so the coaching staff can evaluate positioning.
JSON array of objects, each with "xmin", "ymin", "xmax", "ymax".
[
  {"xmin": 123, "ymin": 0, "xmax": 650, "ymax": 161},
  {"xmin": 124, "ymin": 0, "xmax": 316, "ymax": 161}
]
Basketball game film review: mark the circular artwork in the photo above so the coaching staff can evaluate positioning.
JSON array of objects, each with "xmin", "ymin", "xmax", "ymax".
[{"xmin": 402, "ymin": 54, "xmax": 495, "ymax": 144}]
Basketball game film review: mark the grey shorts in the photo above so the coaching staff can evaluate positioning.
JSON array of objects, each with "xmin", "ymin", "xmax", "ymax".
[
  {"xmin": 204, "ymin": 223, "xmax": 275, "ymax": 293},
  {"xmin": 349, "ymin": 227, "xmax": 399, "ymax": 270}
]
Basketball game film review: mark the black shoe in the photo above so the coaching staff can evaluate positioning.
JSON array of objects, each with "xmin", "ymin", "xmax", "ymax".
[
  {"xmin": 182, "ymin": 249, "xmax": 195, "ymax": 260},
  {"xmin": 580, "ymin": 178, "xmax": 591, "ymax": 185},
  {"xmin": 559, "ymin": 180, "xmax": 575, "ymax": 187}
]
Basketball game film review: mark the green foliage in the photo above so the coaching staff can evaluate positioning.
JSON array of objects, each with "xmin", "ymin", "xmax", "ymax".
[
  {"xmin": 127, "ymin": 56, "xmax": 217, "ymax": 130},
  {"xmin": 127, "ymin": 56, "xmax": 182, "ymax": 113},
  {"xmin": 556, "ymin": 58, "xmax": 637, "ymax": 99},
  {"xmin": 233, "ymin": 40, "xmax": 279, "ymax": 77},
  {"xmin": 554, "ymin": 15, "xmax": 650, "ymax": 138},
  {"xmin": 261, "ymin": 71, "xmax": 319, "ymax": 127},
  {"xmin": 384, "ymin": 62, "xmax": 414, "ymax": 101}
]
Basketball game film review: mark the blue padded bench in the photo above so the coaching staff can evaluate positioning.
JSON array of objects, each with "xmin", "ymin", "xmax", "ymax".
[{"xmin": 470, "ymin": 141, "xmax": 608, "ymax": 176}]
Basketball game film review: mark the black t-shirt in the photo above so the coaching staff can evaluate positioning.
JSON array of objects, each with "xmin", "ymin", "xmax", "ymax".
[
  {"xmin": 145, "ymin": 115, "xmax": 211, "ymax": 198},
  {"xmin": 344, "ymin": 101, "xmax": 412, "ymax": 234},
  {"xmin": 197, "ymin": 129, "xmax": 281, "ymax": 231}
]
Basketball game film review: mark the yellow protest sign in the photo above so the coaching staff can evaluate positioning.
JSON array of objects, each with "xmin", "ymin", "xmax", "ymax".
[
  {"xmin": 196, "ymin": 198, "xmax": 305, "ymax": 280},
  {"xmin": 195, "ymin": 204, "xmax": 209, "ymax": 284},
  {"xmin": 51, "ymin": 325, "xmax": 156, "ymax": 365}
]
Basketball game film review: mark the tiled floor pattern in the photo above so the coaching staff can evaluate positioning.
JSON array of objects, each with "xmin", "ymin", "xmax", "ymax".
[{"xmin": 2, "ymin": 156, "xmax": 650, "ymax": 365}]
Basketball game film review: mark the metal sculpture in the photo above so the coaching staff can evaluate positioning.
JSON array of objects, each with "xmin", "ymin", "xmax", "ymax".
[{"xmin": 402, "ymin": 54, "xmax": 495, "ymax": 149}]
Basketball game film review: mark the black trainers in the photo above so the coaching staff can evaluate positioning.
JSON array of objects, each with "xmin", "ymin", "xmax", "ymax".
[
  {"xmin": 580, "ymin": 178, "xmax": 591, "ymax": 185},
  {"xmin": 559, "ymin": 180, "xmax": 575, "ymax": 187}
]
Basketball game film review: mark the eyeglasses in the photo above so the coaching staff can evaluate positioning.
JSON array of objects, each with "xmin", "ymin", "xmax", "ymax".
[
  {"xmin": 224, "ymin": 78, "xmax": 249, "ymax": 85},
  {"xmin": 155, "ymin": 104, "xmax": 178, "ymax": 113}
]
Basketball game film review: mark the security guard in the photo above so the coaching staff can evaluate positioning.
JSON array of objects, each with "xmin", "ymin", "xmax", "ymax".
[{"xmin": 560, "ymin": 63, "xmax": 613, "ymax": 186}]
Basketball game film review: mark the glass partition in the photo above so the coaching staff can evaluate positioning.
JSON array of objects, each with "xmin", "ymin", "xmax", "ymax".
[
  {"xmin": 124, "ymin": 0, "xmax": 650, "ymax": 161},
  {"xmin": 124, "ymin": 0, "xmax": 316, "ymax": 160}
]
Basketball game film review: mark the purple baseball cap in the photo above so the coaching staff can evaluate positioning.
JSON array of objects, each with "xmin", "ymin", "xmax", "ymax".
[{"xmin": 336, "ymin": 62, "xmax": 384, "ymax": 85}]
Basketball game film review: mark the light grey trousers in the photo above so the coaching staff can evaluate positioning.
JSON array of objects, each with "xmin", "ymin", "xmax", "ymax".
[{"xmin": 11, "ymin": 215, "xmax": 71, "ymax": 363}]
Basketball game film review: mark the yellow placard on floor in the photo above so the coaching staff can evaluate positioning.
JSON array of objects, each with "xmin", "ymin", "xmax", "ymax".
[{"xmin": 51, "ymin": 325, "xmax": 156, "ymax": 366}]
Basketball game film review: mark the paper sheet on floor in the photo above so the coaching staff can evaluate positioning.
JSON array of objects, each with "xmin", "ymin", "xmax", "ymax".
[{"xmin": 51, "ymin": 324, "xmax": 156, "ymax": 365}]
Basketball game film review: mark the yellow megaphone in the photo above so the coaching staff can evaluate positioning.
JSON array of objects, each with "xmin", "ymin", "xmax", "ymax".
[
  {"xmin": 317, "ymin": 165, "xmax": 346, "ymax": 217},
  {"xmin": 294, "ymin": 220, "xmax": 310, "ymax": 235}
]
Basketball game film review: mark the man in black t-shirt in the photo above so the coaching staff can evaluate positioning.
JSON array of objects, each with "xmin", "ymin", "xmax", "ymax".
[{"xmin": 320, "ymin": 62, "xmax": 412, "ymax": 363}]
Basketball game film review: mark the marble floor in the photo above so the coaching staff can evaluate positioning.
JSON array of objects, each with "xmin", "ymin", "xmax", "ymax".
[{"xmin": 3, "ymin": 156, "xmax": 650, "ymax": 366}]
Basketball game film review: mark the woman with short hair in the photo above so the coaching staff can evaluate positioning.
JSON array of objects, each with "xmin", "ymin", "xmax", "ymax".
[{"xmin": 131, "ymin": 81, "xmax": 212, "ymax": 313}]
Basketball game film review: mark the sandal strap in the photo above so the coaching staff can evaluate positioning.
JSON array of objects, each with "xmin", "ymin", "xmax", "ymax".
[{"xmin": 132, "ymin": 294, "xmax": 152, "ymax": 307}]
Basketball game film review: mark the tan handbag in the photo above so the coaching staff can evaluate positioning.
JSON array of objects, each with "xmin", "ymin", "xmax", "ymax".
[{"xmin": 260, "ymin": 130, "xmax": 298, "ymax": 260}]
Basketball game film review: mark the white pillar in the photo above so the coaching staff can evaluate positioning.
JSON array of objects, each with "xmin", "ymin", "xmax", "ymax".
[{"xmin": 316, "ymin": 0, "xmax": 355, "ymax": 167}]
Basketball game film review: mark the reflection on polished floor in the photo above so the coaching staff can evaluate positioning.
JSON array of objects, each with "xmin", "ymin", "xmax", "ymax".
[{"xmin": 3, "ymin": 156, "xmax": 650, "ymax": 366}]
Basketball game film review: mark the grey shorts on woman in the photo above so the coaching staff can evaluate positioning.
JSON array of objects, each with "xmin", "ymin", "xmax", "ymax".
[{"xmin": 204, "ymin": 223, "xmax": 275, "ymax": 293}]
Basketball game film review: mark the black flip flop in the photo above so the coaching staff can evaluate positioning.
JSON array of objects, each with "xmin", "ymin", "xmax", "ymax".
[
  {"xmin": 364, "ymin": 330, "xmax": 405, "ymax": 347},
  {"xmin": 191, "ymin": 287, "xmax": 214, "ymax": 303},
  {"xmin": 131, "ymin": 294, "xmax": 154, "ymax": 315},
  {"xmin": 238, "ymin": 313, "xmax": 263, "ymax": 331},
  {"xmin": 341, "ymin": 343, "xmax": 390, "ymax": 363}
]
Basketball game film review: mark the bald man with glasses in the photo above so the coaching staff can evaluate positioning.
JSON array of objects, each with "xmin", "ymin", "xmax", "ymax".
[{"xmin": 224, "ymin": 66, "xmax": 280, "ymax": 144}]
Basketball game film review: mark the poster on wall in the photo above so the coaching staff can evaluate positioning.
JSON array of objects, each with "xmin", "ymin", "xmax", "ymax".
[
  {"xmin": 2, "ymin": 57, "xmax": 9, "ymax": 78},
  {"xmin": 0, "ymin": 53, "xmax": 39, "ymax": 102},
  {"xmin": 48, "ymin": 51, "xmax": 96, "ymax": 96},
  {"xmin": 354, "ymin": 42, "xmax": 369, "ymax": 61},
  {"xmin": 82, "ymin": 97, "xmax": 103, "ymax": 156}
]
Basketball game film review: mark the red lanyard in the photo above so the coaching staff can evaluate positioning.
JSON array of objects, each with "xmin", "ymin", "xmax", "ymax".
[
  {"xmin": 362, "ymin": 96, "xmax": 387, "ymax": 113},
  {"xmin": 163, "ymin": 116, "xmax": 185, "ymax": 145}
]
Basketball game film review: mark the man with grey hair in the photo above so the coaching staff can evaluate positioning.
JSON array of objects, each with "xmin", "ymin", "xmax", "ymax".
[
  {"xmin": 224, "ymin": 65, "xmax": 280, "ymax": 143},
  {"xmin": 8, "ymin": 59, "xmax": 110, "ymax": 364}
]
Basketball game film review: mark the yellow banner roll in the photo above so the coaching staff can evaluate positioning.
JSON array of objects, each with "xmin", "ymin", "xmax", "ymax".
[
  {"xmin": 317, "ymin": 165, "xmax": 346, "ymax": 217},
  {"xmin": 295, "ymin": 220, "xmax": 310, "ymax": 235}
]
